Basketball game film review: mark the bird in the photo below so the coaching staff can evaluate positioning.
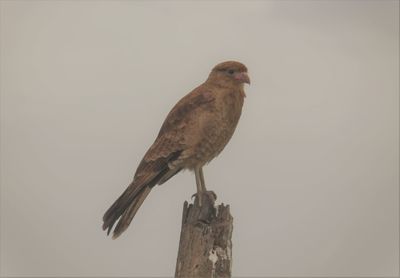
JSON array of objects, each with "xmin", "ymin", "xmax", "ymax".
[{"xmin": 102, "ymin": 61, "xmax": 250, "ymax": 239}]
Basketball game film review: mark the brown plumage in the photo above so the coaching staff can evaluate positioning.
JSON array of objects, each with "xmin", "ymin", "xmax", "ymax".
[{"xmin": 102, "ymin": 61, "xmax": 250, "ymax": 239}]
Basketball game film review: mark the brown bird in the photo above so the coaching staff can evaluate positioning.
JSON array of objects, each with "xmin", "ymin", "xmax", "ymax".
[{"xmin": 102, "ymin": 61, "xmax": 250, "ymax": 239}]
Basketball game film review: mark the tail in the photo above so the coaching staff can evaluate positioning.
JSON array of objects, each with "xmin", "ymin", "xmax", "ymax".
[
  {"xmin": 102, "ymin": 182, "xmax": 151, "ymax": 239},
  {"xmin": 102, "ymin": 162, "xmax": 174, "ymax": 239},
  {"xmin": 102, "ymin": 149, "xmax": 182, "ymax": 239}
]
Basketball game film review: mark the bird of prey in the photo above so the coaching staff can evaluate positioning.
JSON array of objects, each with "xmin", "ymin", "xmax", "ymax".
[{"xmin": 102, "ymin": 61, "xmax": 250, "ymax": 239}]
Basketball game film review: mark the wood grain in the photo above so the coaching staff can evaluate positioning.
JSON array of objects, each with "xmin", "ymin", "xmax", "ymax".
[{"xmin": 175, "ymin": 192, "xmax": 233, "ymax": 278}]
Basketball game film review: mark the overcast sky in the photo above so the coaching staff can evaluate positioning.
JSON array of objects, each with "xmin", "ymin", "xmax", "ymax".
[{"xmin": 1, "ymin": 1, "xmax": 399, "ymax": 277}]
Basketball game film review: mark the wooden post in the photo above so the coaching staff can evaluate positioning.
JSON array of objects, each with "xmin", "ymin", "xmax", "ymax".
[{"xmin": 175, "ymin": 192, "xmax": 233, "ymax": 278}]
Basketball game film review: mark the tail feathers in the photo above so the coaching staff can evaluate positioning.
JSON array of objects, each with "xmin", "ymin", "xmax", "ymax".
[
  {"xmin": 102, "ymin": 181, "xmax": 142, "ymax": 236},
  {"xmin": 102, "ymin": 169, "xmax": 169, "ymax": 238},
  {"xmin": 112, "ymin": 186, "xmax": 151, "ymax": 239},
  {"xmin": 102, "ymin": 150, "xmax": 182, "ymax": 238}
]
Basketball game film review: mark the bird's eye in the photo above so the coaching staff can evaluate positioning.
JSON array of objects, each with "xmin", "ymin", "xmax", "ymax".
[{"xmin": 227, "ymin": 69, "xmax": 235, "ymax": 75}]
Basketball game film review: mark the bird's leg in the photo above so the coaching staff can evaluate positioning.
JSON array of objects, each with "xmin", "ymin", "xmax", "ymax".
[
  {"xmin": 194, "ymin": 167, "xmax": 203, "ymax": 206},
  {"xmin": 199, "ymin": 167, "xmax": 217, "ymax": 201},
  {"xmin": 199, "ymin": 167, "xmax": 207, "ymax": 192}
]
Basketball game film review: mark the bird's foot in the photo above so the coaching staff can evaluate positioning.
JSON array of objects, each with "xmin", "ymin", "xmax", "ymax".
[{"xmin": 191, "ymin": 191, "xmax": 217, "ymax": 206}]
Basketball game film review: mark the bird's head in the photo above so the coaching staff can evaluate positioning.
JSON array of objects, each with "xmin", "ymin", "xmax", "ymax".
[{"xmin": 208, "ymin": 61, "xmax": 250, "ymax": 86}]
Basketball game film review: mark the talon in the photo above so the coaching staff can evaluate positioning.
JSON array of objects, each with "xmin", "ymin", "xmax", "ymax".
[
  {"xmin": 208, "ymin": 191, "xmax": 217, "ymax": 201},
  {"xmin": 191, "ymin": 193, "xmax": 203, "ymax": 206},
  {"xmin": 203, "ymin": 191, "xmax": 217, "ymax": 201}
]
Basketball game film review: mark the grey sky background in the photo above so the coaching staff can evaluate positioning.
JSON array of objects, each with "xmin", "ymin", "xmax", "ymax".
[{"xmin": 1, "ymin": 1, "xmax": 399, "ymax": 277}]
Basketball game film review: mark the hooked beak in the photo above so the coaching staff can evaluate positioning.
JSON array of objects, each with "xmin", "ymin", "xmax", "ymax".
[{"xmin": 234, "ymin": 72, "xmax": 250, "ymax": 84}]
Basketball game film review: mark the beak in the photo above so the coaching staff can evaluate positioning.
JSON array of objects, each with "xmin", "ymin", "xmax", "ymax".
[{"xmin": 234, "ymin": 72, "xmax": 250, "ymax": 84}]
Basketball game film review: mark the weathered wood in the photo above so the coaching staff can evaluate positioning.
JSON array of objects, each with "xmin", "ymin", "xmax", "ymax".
[{"xmin": 175, "ymin": 192, "xmax": 233, "ymax": 278}]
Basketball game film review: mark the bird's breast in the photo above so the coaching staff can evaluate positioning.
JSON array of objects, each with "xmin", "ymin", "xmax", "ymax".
[{"xmin": 188, "ymin": 90, "xmax": 244, "ymax": 167}]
